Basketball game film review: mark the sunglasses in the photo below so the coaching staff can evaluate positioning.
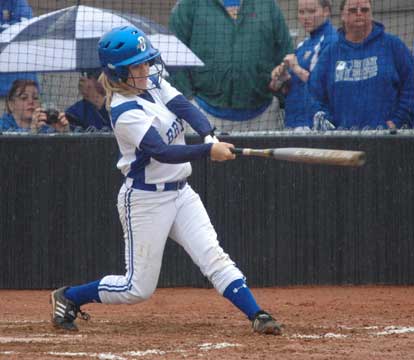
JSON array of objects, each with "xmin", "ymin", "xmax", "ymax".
[{"xmin": 347, "ymin": 7, "xmax": 371, "ymax": 14}]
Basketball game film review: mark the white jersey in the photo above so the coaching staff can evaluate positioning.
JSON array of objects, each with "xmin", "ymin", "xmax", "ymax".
[{"xmin": 110, "ymin": 78, "xmax": 191, "ymax": 185}]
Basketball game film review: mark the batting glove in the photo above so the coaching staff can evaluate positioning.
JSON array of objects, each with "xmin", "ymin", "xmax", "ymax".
[{"xmin": 204, "ymin": 134, "xmax": 219, "ymax": 144}]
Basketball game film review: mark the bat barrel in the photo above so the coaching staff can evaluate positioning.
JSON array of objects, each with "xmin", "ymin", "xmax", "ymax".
[
  {"xmin": 231, "ymin": 147, "xmax": 366, "ymax": 167},
  {"xmin": 272, "ymin": 148, "xmax": 366, "ymax": 167}
]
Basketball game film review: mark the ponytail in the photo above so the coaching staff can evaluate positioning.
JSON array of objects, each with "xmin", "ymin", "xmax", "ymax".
[{"xmin": 98, "ymin": 73, "xmax": 138, "ymax": 112}]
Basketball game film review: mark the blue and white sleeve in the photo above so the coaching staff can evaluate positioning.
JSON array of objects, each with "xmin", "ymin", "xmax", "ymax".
[
  {"xmin": 159, "ymin": 79, "xmax": 214, "ymax": 137},
  {"xmin": 166, "ymin": 95, "xmax": 214, "ymax": 137},
  {"xmin": 140, "ymin": 126, "xmax": 212, "ymax": 164}
]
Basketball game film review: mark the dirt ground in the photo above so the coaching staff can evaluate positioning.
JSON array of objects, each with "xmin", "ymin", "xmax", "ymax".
[{"xmin": 1, "ymin": 286, "xmax": 414, "ymax": 359}]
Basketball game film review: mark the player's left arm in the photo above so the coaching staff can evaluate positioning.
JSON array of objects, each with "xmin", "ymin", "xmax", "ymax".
[
  {"xmin": 160, "ymin": 79, "xmax": 216, "ymax": 141},
  {"xmin": 166, "ymin": 95, "xmax": 215, "ymax": 138},
  {"xmin": 388, "ymin": 36, "xmax": 414, "ymax": 128}
]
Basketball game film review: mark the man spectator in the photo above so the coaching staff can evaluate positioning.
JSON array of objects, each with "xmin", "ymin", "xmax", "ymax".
[
  {"xmin": 168, "ymin": 0, "xmax": 293, "ymax": 133},
  {"xmin": 0, "ymin": 0, "xmax": 38, "ymax": 100},
  {"xmin": 309, "ymin": 0, "xmax": 414, "ymax": 130}
]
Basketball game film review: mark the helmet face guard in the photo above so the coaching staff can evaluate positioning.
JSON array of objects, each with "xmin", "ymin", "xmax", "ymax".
[
  {"xmin": 124, "ymin": 56, "xmax": 164, "ymax": 91},
  {"xmin": 98, "ymin": 25, "xmax": 163, "ymax": 89}
]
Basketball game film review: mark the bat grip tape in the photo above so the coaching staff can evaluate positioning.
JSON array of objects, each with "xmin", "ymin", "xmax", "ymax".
[{"xmin": 230, "ymin": 148, "xmax": 244, "ymax": 154}]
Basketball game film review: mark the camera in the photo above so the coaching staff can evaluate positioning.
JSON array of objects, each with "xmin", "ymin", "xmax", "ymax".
[{"xmin": 44, "ymin": 108, "xmax": 60, "ymax": 125}]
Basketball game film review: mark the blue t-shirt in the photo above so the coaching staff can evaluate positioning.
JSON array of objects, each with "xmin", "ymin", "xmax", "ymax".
[
  {"xmin": 0, "ymin": 0, "xmax": 38, "ymax": 96},
  {"xmin": 285, "ymin": 20, "xmax": 337, "ymax": 128},
  {"xmin": 309, "ymin": 22, "xmax": 414, "ymax": 129}
]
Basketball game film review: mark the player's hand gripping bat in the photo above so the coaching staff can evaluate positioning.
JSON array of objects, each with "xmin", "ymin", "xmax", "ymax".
[{"xmin": 230, "ymin": 147, "xmax": 366, "ymax": 167}]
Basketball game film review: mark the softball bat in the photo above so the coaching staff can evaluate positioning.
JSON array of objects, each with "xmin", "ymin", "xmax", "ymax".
[{"xmin": 230, "ymin": 147, "xmax": 366, "ymax": 167}]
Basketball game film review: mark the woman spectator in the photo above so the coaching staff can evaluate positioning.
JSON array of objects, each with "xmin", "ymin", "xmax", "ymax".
[
  {"xmin": 0, "ymin": 79, "xmax": 69, "ymax": 133},
  {"xmin": 309, "ymin": 0, "xmax": 414, "ymax": 130},
  {"xmin": 270, "ymin": 0, "xmax": 337, "ymax": 131}
]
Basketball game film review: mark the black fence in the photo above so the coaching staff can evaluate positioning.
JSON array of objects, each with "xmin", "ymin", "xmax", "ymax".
[{"xmin": 1, "ymin": 133, "xmax": 413, "ymax": 289}]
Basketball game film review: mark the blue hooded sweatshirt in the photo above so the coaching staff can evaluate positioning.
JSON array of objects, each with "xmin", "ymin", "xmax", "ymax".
[
  {"xmin": 285, "ymin": 20, "xmax": 337, "ymax": 128},
  {"xmin": 0, "ymin": 112, "xmax": 56, "ymax": 133},
  {"xmin": 309, "ymin": 22, "xmax": 414, "ymax": 129}
]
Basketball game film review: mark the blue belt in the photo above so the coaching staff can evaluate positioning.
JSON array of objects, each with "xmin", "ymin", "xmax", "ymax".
[{"xmin": 130, "ymin": 179, "xmax": 187, "ymax": 191}]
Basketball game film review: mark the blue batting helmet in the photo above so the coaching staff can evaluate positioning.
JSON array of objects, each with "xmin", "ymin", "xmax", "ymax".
[{"xmin": 98, "ymin": 25, "xmax": 160, "ymax": 83}]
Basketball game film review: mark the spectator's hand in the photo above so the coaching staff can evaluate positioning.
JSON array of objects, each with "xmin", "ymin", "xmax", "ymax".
[
  {"xmin": 269, "ymin": 62, "xmax": 290, "ymax": 92},
  {"xmin": 284, "ymin": 54, "xmax": 309, "ymax": 82},
  {"xmin": 30, "ymin": 107, "xmax": 48, "ymax": 132},
  {"xmin": 271, "ymin": 61, "xmax": 288, "ymax": 78},
  {"xmin": 51, "ymin": 112, "xmax": 70, "ymax": 133},
  {"xmin": 79, "ymin": 77, "xmax": 106, "ymax": 109},
  {"xmin": 386, "ymin": 120, "xmax": 396, "ymax": 129},
  {"xmin": 210, "ymin": 142, "xmax": 236, "ymax": 162},
  {"xmin": 283, "ymin": 54, "xmax": 299, "ymax": 70}
]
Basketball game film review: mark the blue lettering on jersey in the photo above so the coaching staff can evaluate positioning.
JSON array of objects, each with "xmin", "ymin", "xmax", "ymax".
[{"xmin": 166, "ymin": 118, "xmax": 185, "ymax": 144}]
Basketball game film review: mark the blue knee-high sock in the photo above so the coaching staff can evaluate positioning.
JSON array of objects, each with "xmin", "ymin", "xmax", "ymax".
[
  {"xmin": 223, "ymin": 279, "xmax": 261, "ymax": 320},
  {"xmin": 64, "ymin": 280, "xmax": 102, "ymax": 307}
]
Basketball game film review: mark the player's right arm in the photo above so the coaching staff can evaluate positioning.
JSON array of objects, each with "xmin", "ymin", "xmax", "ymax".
[
  {"xmin": 140, "ymin": 128, "xmax": 234, "ymax": 163},
  {"xmin": 113, "ymin": 105, "xmax": 233, "ymax": 163}
]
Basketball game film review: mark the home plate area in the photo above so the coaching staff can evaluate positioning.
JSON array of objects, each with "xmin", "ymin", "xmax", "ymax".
[{"xmin": 1, "ymin": 287, "xmax": 414, "ymax": 359}]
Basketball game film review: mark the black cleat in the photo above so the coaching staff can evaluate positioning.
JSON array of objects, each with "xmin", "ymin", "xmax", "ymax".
[
  {"xmin": 50, "ymin": 286, "xmax": 89, "ymax": 331},
  {"xmin": 252, "ymin": 310, "xmax": 282, "ymax": 335}
]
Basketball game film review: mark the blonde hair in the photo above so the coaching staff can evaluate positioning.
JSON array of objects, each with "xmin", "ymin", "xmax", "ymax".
[{"xmin": 98, "ymin": 72, "xmax": 140, "ymax": 111}]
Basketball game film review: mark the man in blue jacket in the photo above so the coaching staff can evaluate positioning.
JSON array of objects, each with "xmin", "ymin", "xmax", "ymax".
[
  {"xmin": 0, "ymin": 0, "xmax": 38, "ymax": 97},
  {"xmin": 309, "ymin": 0, "xmax": 414, "ymax": 129}
]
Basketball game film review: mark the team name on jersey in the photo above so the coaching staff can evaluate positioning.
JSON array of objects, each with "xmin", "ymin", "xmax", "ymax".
[
  {"xmin": 335, "ymin": 57, "xmax": 378, "ymax": 82},
  {"xmin": 166, "ymin": 118, "xmax": 185, "ymax": 144}
]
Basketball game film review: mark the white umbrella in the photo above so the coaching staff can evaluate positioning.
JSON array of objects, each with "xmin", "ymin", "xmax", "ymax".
[{"xmin": 0, "ymin": 5, "xmax": 203, "ymax": 73}]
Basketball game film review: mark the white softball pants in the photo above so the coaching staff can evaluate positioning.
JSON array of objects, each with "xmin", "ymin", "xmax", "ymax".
[{"xmin": 98, "ymin": 183, "xmax": 244, "ymax": 304}]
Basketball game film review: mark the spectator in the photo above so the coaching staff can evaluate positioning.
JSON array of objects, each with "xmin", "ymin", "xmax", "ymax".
[
  {"xmin": 0, "ymin": 0, "xmax": 38, "ymax": 98},
  {"xmin": 169, "ymin": 0, "xmax": 293, "ymax": 133},
  {"xmin": 0, "ymin": 79, "xmax": 69, "ymax": 133},
  {"xmin": 309, "ymin": 0, "xmax": 414, "ymax": 130},
  {"xmin": 270, "ymin": 0, "xmax": 337, "ymax": 131},
  {"xmin": 65, "ymin": 70, "xmax": 111, "ymax": 131}
]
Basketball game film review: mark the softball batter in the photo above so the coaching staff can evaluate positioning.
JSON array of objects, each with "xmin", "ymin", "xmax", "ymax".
[{"xmin": 51, "ymin": 25, "xmax": 281, "ymax": 335}]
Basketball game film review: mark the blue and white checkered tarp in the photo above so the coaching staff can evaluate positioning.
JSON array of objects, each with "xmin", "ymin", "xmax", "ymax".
[{"xmin": 0, "ymin": 5, "xmax": 204, "ymax": 73}]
